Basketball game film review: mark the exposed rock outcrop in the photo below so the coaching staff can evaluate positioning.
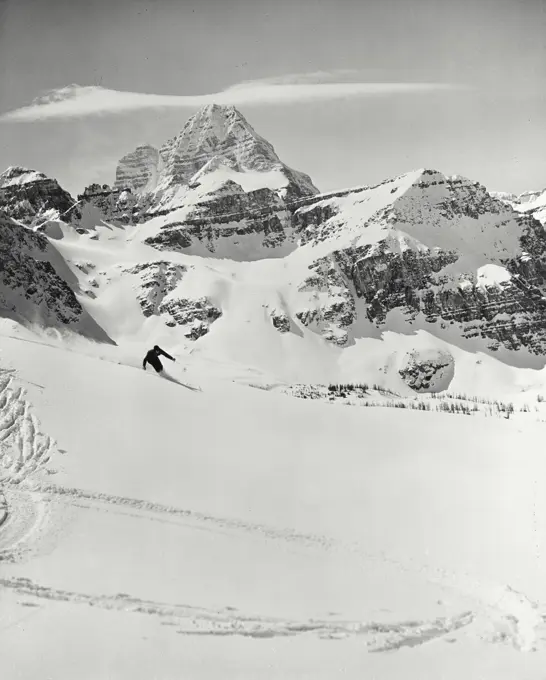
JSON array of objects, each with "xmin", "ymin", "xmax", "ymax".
[
  {"xmin": 269, "ymin": 309, "xmax": 291, "ymax": 333},
  {"xmin": 295, "ymin": 256, "xmax": 355, "ymax": 345},
  {"xmin": 114, "ymin": 145, "xmax": 162, "ymax": 194},
  {"xmin": 143, "ymin": 184, "xmax": 296, "ymax": 258},
  {"xmin": 122, "ymin": 261, "xmax": 221, "ymax": 339},
  {"xmin": 123, "ymin": 261, "xmax": 187, "ymax": 317},
  {"xmin": 398, "ymin": 349, "xmax": 455, "ymax": 392},
  {"xmin": 292, "ymin": 170, "xmax": 546, "ymax": 354},
  {"xmin": 77, "ymin": 184, "xmax": 137, "ymax": 227},
  {"xmin": 160, "ymin": 297, "xmax": 222, "ymax": 338}
]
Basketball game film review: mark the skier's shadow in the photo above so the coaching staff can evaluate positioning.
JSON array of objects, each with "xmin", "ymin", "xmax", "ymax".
[{"xmin": 161, "ymin": 372, "xmax": 201, "ymax": 392}]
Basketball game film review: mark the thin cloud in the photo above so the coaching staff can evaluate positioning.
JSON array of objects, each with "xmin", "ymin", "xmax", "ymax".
[
  {"xmin": 231, "ymin": 69, "xmax": 361, "ymax": 87},
  {"xmin": 0, "ymin": 74, "xmax": 463, "ymax": 122}
]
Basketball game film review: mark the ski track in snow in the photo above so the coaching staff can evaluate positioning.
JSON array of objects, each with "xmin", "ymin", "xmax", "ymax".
[
  {"xmin": 0, "ymin": 487, "xmax": 74, "ymax": 564},
  {"xmin": 1, "ymin": 480, "xmax": 544, "ymax": 652},
  {"xmin": 0, "ymin": 574, "xmax": 475, "ymax": 648},
  {"xmin": 0, "ymin": 365, "xmax": 544, "ymax": 652},
  {"xmin": 38, "ymin": 483, "xmax": 336, "ymax": 549}
]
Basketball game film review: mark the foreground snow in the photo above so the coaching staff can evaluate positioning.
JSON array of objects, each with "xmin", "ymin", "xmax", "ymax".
[{"xmin": 1, "ymin": 325, "xmax": 546, "ymax": 679}]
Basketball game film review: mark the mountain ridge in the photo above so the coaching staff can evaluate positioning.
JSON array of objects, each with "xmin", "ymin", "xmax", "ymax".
[{"xmin": 1, "ymin": 104, "xmax": 546, "ymax": 387}]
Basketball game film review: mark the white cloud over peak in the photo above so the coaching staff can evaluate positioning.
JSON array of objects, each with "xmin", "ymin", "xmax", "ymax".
[{"xmin": 0, "ymin": 73, "xmax": 463, "ymax": 122}]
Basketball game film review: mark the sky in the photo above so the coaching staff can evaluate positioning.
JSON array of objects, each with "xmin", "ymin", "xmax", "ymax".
[{"xmin": 0, "ymin": 0, "xmax": 545, "ymax": 196}]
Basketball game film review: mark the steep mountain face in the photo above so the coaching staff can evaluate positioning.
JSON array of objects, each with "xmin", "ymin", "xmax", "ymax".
[
  {"xmin": 114, "ymin": 104, "xmax": 317, "ymax": 199},
  {"xmin": 0, "ymin": 166, "xmax": 81, "ymax": 228},
  {"xmin": 140, "ymin": 182, "xmax": 301, "ymax": 259},
  {"xmin": 114, "ymin": 144, "xmax": 161, "ymax": 194},
  {"xmin": 77, "ymin": 183, "xmax": 137, "ymax": 227},
  {"xmin": 0, "ymin": 214, "xmax": 112, "ymax": 342},
  {"xmin": 289, "ymin": 170, "xmax": 546, "ymax": 354},
  {"xmin": 81, "ymin": 105, "xmax": 320, "ymax": 256}
]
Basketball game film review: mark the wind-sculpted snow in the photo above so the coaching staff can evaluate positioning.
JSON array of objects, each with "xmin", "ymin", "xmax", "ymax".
[
  {"xmin": 0, "ymin": 366, "xmax": 62, "ymax": 560},
  {"xmin": 0, "ymin": 370, "xmax": 57, "ymax": 486}
]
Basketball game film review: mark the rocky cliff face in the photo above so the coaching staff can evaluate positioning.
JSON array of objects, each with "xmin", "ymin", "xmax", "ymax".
[
  {"xmin": 115, "ymin": 105, "xmax": 317, "ymax": 199},
  {"xmin": 289, "ymin": 170, "xmax": 546, "ymax": 355},
  {"xmin": 77, "ymin": 183, "xmax": 137, "ymax": 227},
  {"xmin": 122, "ymin": 261, "xmax": 222, "ymax": 340},
  {"xmin": 142, "ymin": 183, "xmax": 298, "ymax": 258},
  {"xmin": 114, "ymin": 145, "xmax": 162, "ymax": 195},
  {"xmin": 106, "ymin": 105, "xmax": 318, "ymax": 258},
  {"xmin": 0, "ymin": 214, "xmax": 112, "ymax": 341},
  {"xmin": 0, "ymin": 166, "xmax": 81, "ymax": 227},
  {"xmin": 294, "ymin": 256, "xmax": 356, "ymax": 346}
]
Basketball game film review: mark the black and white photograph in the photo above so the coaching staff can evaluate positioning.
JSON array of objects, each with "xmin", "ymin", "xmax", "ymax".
[{"xmin": 1, "ymin": 0, "xmax": 546, "ymax": 677}]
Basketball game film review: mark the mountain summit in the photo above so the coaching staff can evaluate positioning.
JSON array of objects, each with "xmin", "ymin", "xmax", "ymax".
[{"xmin": 114, "ymin": 104, "xmax": 318, "ymax": 198}]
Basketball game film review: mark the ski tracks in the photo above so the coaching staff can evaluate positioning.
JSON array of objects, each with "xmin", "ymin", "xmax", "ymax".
[
  {"xmin": 38, "ymin": 482, "xmax": 335, "ymax": 551},
  {"xmin": 0, "ymin": 486, "xmax": 74, "ymax": 563},
  {"xmin": 4, "ymin": 480, "xmax": 544, "ymax": 652},
  {"xmin": 0, "ymin": 365, "xmax": 544, "ymax": 652},
  {"xmin": 0, "ymin": 574, "xmax": 475, "ymax": 648}
]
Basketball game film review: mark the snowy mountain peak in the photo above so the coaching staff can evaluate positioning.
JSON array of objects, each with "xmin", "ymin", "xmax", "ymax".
[
  {"xmin": 156, "ymin": 104, "xmax": 308, "ymax": 191},
  {"xmin": 0, "ymin": 166, "xmax": 49, "ymax": 188},
  {"xmin": 397, "ymin": 168, "xmax": 478, "ymax": 193},
  {"xmin": 113, "ymin": 106, "xmax": 318, "ymax": 198},
  {"xmin": 188, "ymin": 103, "xmax": 247, "ymax": 128}
]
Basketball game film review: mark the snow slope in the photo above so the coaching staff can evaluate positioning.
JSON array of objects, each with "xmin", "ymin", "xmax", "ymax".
[
  {"xmin": 3, "ymin": 107, "xmax": 546, "ymax": 678},
  {"xmin": 2, "ymin": 204, "xmax": 546, "ymax": 677},
  {"xmin": 2, "ymin": 325, "xmax": 546, "ymax": 680}
]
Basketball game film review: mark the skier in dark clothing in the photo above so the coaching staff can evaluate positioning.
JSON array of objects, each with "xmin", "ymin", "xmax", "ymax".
[{"xmin": 143, "ymin": 345, "xmax": 176, "ymax": 374}]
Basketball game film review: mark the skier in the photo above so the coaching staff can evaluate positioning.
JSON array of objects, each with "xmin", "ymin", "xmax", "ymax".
[{"xmin": 143, "ymin": 345, "xmax": 176, "ymax": 374}]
